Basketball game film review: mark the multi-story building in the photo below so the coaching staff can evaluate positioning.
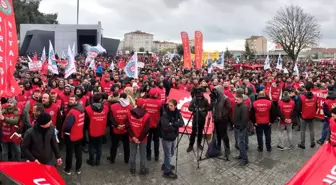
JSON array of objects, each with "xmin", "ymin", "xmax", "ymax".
[
  {"xmin": 153, "ymin": 41, "xmax": 178, "ymax": 52},
  {"xmin": 123, "ymin": 30, "xmax": 154, "ymax": 52},
  {"xmin": 246, "ymin": 36, "xmax": 267, "ymax": 54}
]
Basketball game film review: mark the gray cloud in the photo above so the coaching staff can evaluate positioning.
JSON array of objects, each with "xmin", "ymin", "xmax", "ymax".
[{"xmin": 39, "ymin": 0, "xmax": 336, "ymax": 50}]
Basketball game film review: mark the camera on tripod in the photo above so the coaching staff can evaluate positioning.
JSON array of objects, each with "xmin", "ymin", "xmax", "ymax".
[
  {"xmin": 209, "ymin": 89, "xmax": 219, "ymax": 104},
  {"xmin": 192, "ymin": 87, "xmax": 205, "ymax": 101}
]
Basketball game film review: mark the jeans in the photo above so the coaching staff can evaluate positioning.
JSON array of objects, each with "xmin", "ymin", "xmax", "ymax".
[
  {"xmin": 110, "ymin": 132, "xmax": 130, "ymax": 163},
  {"xmin": 162, "ymin": 139, "xmax": 175, "ymax": 174},
  {"xmin": 88, "ymin": 136, "xmax": 103, "ymax": 163},
  {"xmin": 130, "ymin": 142, "xmax": 147, "ymax": 170},
  {"xmin": 278, "ymin": 124, "xmax": 293, "ymax": 147},
  {"xmin": 189, "ymin": 119, "xmax": 205, "ymax": 147},
  {"xmin": 256, "ymin": 124, "xmax": 272, "ymax": 150},
  {"xmin": 147, "ymin": 128, "xmax": 160, "ymax": 157},
  {"xmin": 234, "ymin": 128, "xmax": 248, "ymax": 162},
  {"xmin": 2, "ymin": 142, "xmax": 21, "ymax": 161},
  {"xmin": 300, "ymin": 119, "xmax": 315, "ymax": 146},
  {"xmin": 64, "ymin": 135, "xmax": 82, "ymax": 171},
  {"xmin": 214, "ymin": 119, "xmax": 230, "ymax": 150},
  {"xmin": 319, "ymin": 118, "xmax": 329, "ymax": 142},
  {"xmin": 234, "ymin": 128, "xmax": 248, "ymax": 149}
]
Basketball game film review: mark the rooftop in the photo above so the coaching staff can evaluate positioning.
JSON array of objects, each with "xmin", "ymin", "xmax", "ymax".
[
  {"xmin": 125, "ymin": 30, "xmax": 153, "ymax": 36},
  {"xmin": 246, "ymin": 35, "xmax": 265, "ymax": 40},
  {"xmin": 153, "ymin": 41, "xmax": 177, "ymax": 44},
  {"xmin": 310, "ymin": 48, "xmax": 336, "ymax": 53}
]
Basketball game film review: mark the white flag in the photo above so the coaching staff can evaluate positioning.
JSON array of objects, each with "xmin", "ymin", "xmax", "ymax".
[
  {"xmin": 124, "ymin": 53, "xmax": 138, "ymax": 78},
  {"xmin": 264, "ymin": 54, "xmax": 270, "ymax": 70},
  {"xmin": 65, "ymin": 45, "xmax": 77, "ymax": 78},
  {"xmin": 283, "ymin": 68, "xmax": 289, "ymax": 74},
  {"xmin": 41, "ymin": 47, "xmax": 46, "ymax": 62},
  {"xmin": 236, "ymin": 57, "xmax": 240, "ymax": 64},
  {"xmin": 110, "ymin": 62, "xmax": 114, "ymax": 71},
  {"xmin": 293, "ymin": 61, "xmax": 299, "ymax": 76},
  {"xmin": 48, "ymin": 40, "xmax": 59, "ymax": 75},
  {"xmin": 276, "ymin": 54, "xmax": 282, "ymax": 70}
]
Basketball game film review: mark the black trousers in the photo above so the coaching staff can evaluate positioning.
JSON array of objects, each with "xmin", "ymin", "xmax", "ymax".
[
  {"xmin": 64, "ymin": 135, "xmax": 82, "ymax": 171},
  {"xmin": 88, "ymin": 136, "xmax": 103, "ymax": 162},
  {"xmin": 214, "ymin": 119, "xmax": 230, "ymax": 149},
  {"xmin": 189, "ymin": 118, "xmax": 205, "ymax": 147},
  {"xmin": 110, "ymin": 131, "xmax": 130, "ymax": 163},
  {"xmin": 255, "ymin": 124, "xmax": 272, "ymax": 150},
  {"xmin": 146, "ymin": 127, "xmax": 160, "ymax": 157}
]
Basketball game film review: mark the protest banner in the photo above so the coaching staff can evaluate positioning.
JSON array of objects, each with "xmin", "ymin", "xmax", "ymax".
[
  {"xmin": 181, "ymin": 32, "xmax": 192, "ymax": 69},
  {"xmin": 167, "ymin": 89, "xmax": 214, "ymax": 134},
  {"xmin": 28, "ymin": 61, "xmax": 42, "ymax": 71},
  {"xmin": 286, "ymin": 144, "xmax": 336, "ymax": 185}
]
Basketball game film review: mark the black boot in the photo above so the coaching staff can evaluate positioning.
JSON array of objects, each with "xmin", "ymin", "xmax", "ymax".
[{"xmin": 224, "ymin": 147, "xmax": 230, "ymax": 160}]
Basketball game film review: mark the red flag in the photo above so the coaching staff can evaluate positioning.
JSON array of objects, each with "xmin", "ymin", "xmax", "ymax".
[
  {"xmin": 194, "ymin": 31, "xmax": 203, "ymax": 69},
  {"xmin": 181, "ymin": 32, "xmax": 192, "ymax": 69},
  {"xmin": 286, "ymin": 144, "xmax": 336, "ymax": 185},
  {"xmin": 0, "ymin": 0, "xmax": 20, "ymax": 97},
  {"xmin": 41, "ymin": 60, "xmax": 48, "ymax": 75},
  {"xmin": 118, "ymin": 59, "xmax": 126, "ymax": 69},
  {"xmin": 32, "ymin": 53, "xmax": 38, "ymax": 62}
]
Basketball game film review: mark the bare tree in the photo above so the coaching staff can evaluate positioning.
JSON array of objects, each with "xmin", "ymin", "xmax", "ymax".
[{"xmin": 264, "ymin": 5, "xmax": 321, "ymax": 61}]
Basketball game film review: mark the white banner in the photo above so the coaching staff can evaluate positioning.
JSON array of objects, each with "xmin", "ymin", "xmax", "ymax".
[{"xmin": 28, "ymin": 61, "xmax": 42, "ymax": 71}]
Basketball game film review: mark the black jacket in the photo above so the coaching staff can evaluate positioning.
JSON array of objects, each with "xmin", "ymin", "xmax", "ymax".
[
  {"xmin": 21, "ymin": 125, "xmax": 60, "ymax": 164},
  {"xmin": 159, "ymin": 104, "xmax": 184, "ymax": 141},
  {"xmin": 233, "ymin": 103, "xmax": 248, "ymax": 130},
  {"xmin": 188, "ymin": 96, "xmax": 210, "ymax": 121}
]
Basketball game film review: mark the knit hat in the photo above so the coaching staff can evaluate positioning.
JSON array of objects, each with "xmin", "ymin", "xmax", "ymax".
[
  {"xmin": 7, "ymin": 98, "xmax": 17, "ymax": 105},
  {"xmin": 36, "ymin": 112, "xmax": 52, "ymax": 126}
]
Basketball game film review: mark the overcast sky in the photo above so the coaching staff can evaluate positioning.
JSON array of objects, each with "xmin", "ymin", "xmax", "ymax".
[{"xmin": 39, "ymin": 0, "xmax": 336, "ymax": 51}]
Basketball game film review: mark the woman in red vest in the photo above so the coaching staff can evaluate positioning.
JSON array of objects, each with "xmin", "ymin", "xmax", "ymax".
[
  {"xmin": 326, "ymin": 107, "xmax": 336, "ymax": 146},
  {"xmin": 126, "ymin": 98, "xmax": 150, "ymax": 175},
  {"xmin": 277, "ymin": 91, "xmax": 295, "ymax": 150}
]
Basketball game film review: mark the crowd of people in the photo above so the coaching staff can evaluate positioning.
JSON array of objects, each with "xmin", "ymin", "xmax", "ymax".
[{"xmin": 1, "ymin": 52, "xmax": 336, "ymax": 180}]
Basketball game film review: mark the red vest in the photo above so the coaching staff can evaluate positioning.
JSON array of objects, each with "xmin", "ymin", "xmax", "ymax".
[
  {"xmin": 54, "ymin": 99, "xmax": 62, "ymax": 109},
  {"xmin": 330, "ymin": 118, "xmax": 336, "ymax": 145},
  {"xmin": 144, "ymin": 98, "xmax": 162, "ymax": 128},
  {"xmin": 325, "ymin": 99, "xmax": 336, "ymax": 115},
  {"xmin": 101, "ymin": 81, "xmax": 113, "ymax": 93},
  {"xmin": 78, "ymin": 96, "xmax": 88, "ymax": 107},
  {"xmin": 17, "ymin": 93, "xmax": 28, "ymax": 105},
  {"xmin": 159, "ymin": 88, "xmax": 166, "ymax": 104},
  {"xmin": 27, "ymin": 98, "xmax": 38, "ymax": 124},
  {"xmin": 270, "ymin": 86, "xmax": 281, "ymax": 102},
  {"xmin": 111, "ymin": 103, "xmax": 132, "ymax": 134},
  {"xmin": 127, "ymin": 111, "xmax": 150, "ymax": 143},
  {"xmin": 300, "ymin": 95, "xmax": 317, "ymax": 119},
  {"xmin": 278, "ymin": 100, "xmax": 295, "ymax": 124},
  {"xmin": 85, "ymin": 105, "xmax": 109, "ymax": 137},
  {"xmin": 59, "ymin": 93, "xmax": 71, "ymax": 114},
  {"xmin": 65, "ymin": 108, "xmax": 85, "ymax": 141},
  {"xmin": 253, "ymin": 99, "xmax": 272, "ymax": 124},
  {"xmin": 44, "ymin": 104, "xmax": 60, "ymax": 126},
  {"xmin": 1, "ymin": 111, "xmax": 20, "ymax": 143}
]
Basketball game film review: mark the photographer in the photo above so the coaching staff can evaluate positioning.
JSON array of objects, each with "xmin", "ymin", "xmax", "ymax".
[
  {"xmin": 186, "ymin": 88, "xmax": 210, "ymax": 152},
  {"xmin": 210, "ymin": 85, "xmax": 232, "ymax": 158}
]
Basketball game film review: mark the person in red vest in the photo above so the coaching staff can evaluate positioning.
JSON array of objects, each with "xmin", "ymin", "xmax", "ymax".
[
  {"xmin": 144, "ymin": 88, "xmax": 163, "ymax": 161},
  {"xmin": 317, "ymin": 85, "xmax": 336, "ymax": 145},
  {"xmin": 101, "ymin": 74, "xmax": 114, "ymax": 93},
  {"xmin": 126, "ymin": 98, "xmax": 150, "ymax": 175},
  {"xmin": 297, "ymin": 84, "xmax": 318, "ymax": 149},
  {"xmin": 326, "ymin": 107, "xmax": 336, "ymax": 145},
  {"xmin": 108, "ymin": 93, "xmax": 132, "ymax": 164},
  {"xmin": 1, "ymin": 98, "xmax": 21, "ymax": 161},
  {"xmin": 177, "ymin": 78, "xmax": 188, "ymax": 92},
  {"xmin": 84, "ymin": 93, "xmax": 109, "ymax": 166},
  {"xmin": 42, "ymin": 93, "xmax": 61, "ymax": 128},
  {"xmin": 50, "ymin": 89, "xmax": 62, "ymax": 109},
  {"xmin": 269, "ymin": 81, "xmax": 282, "ymax": 105},
  {"xmin": 62, "ymin": 95, "xmax": 85, "ymax": 176},
  {"xmin": 75, "ymin": 86, "xmax": 89, "ymax": 107},
  {"xmin": 251, "ymin": 91, "xmax": 276, "ymax": 152},
  {"xmin": 59, "ymin": 84, "xmax": 72, "ymax": 116},
  {"xmin": 23, "ymin": 88, "xmax": 42, "ymax": 128},
  {"xmin": 17, "ymin": 82, "xmax": 28, "ymax": 105},
  {"xmin": 277, "ymin": 91, "xmax": 295, "ymax": 150}
]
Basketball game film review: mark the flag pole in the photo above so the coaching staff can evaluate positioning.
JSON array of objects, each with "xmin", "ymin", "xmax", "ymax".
[{"xmin": 77, "ymin": 0, "xmax": 79, "ymax": 24}]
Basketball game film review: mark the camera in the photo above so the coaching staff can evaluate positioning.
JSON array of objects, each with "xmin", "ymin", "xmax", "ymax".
[
  {"xmin": 192, "ymin": 87, "xmax": 205, "ymax": 100},
  {"xmin": 209, "ymin": 89, "xmax": 219, "ymax": 104}
]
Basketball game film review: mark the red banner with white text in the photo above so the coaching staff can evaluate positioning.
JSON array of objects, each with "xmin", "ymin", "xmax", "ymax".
[
  {"xmin": 286, "ymin": 144, "xmax": 336, "ymax": 185},
  {"xmin": 311, "ymin": 89, "xmax": 328, "ymax": 119},
  {"xmin": 167, "ymin": 89, "xmax": 214, "ymax": 134},
  {"xmin": 0, "ymin": 0, "xmax": 20, "ymax": 98},
  {"xmin": 194, "ymin": 31, "xmax": 203, "ymax": 69},
  {"xmin": 181, "ymin": 32, "xmax": 192, "ymax": 69}
]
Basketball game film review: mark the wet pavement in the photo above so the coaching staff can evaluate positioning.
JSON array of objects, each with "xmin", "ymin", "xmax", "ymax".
[{"xmin": 58, "ymin": 121, "xmax": 322, "ymax": 185}]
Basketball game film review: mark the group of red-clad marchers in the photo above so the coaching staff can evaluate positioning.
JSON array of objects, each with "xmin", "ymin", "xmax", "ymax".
[{"xmin": 1, "ymin": 55, "xmax": 336, "ymax": 179}]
